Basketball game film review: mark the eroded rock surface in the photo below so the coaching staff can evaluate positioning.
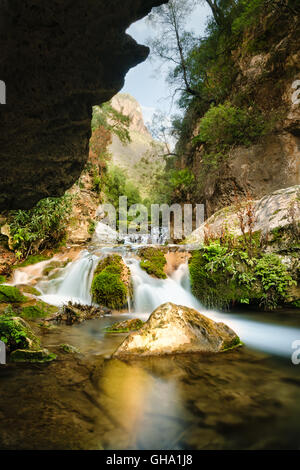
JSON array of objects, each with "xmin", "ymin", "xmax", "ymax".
[
  {"xmin": 0, "ymin": 0, "xmax": 167, "ymax": 210},
  {"xmin": 113, "ymin": 302, "xmax": 241, "ymax": 357}
]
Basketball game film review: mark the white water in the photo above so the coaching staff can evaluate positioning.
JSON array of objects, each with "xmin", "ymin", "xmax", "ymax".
[{"xmin": 34, "ymin": 245, "xmax": 300, "ymax": 359}]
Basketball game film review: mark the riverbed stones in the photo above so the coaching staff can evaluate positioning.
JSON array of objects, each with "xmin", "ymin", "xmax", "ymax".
[{"xmin": 113, "ymin": 302, "xmax": 241, "ymax": 357}]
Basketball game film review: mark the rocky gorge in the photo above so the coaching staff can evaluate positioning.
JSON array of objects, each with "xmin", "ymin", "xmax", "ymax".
[{"xmin": 0, "ymin": 0, "xmax": 299, "ymax": 451}]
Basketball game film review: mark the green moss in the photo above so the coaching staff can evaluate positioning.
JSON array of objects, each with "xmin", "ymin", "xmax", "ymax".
[
  {"xmin": 19, "ymin": 285, "xmax": 41, "ymax": 296},
  {"xmin": 0, "ymin": 285, "xmax": 27, "ymax": 303},
  {"xmin": 10, "ymin": 349, "xmax": 56, "ymax": 363},
  {"xmin": 0, "ymin": 275, "xmax": 6, "ymax": 284},
  {"xmin": 105, "ymin": 318, "xmax": 144, "ymax": 333},
  {"xmin": 138, "ymin": 247, "xmax": 167, "ymax": 279},
  {"xmin": 291, "ymin": 300, "xmax": 300, "ymax": 309},
  {"xmin": 189, "ymin": 242, "xmax": 296, "ymax": 310},
  {"xmin": 16, "ymin": 254, "xmax": 51, "ymax": 268},
  {"xmin": 222, "ymin": 336, "xmax": 243, "ymax": 352},
  {"xmin": 91, "ymin": 255, "xmax": 129, "ymax": 310},
  {"xmin": 21, "ymin": 302, "xmax": 55, "ymax": 319},
  {"xmin": 91, "ymin": 272, "xmax": 127, "ymax": 309},
  {"xmin": 0, "ymin": 316, "xmax": 40, "ymax": 352}
]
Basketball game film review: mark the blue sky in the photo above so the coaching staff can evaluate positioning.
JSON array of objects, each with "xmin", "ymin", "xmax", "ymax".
[{"xmin": 122, "ymin": 3, "xmax": 211, "ymax": 126}]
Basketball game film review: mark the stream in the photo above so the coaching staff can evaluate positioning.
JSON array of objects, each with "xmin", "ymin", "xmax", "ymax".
[{"xmin": 0, "ymin": 231, "xmax": 300, "ymax": 450}]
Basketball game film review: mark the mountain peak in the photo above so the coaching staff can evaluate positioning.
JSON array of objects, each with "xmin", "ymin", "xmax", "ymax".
[{"xmin": 111, "ymin": 93, "xmax": 151, "ymax": 137}]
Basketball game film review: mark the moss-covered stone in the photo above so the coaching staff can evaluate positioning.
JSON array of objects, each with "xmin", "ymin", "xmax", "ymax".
[
  {"xmin": 59, "ymin": 343, "xmax": 80, "ymax": 354},
  {"xmin": 189, "ymin": 242, "xmax": 297, "ymax": 310},
  {"xmin": 0, "ymin": 316, "xmax": 40, "ymax": 352},
  {"xmin": 91, "ymin": 255, "xmax": 130, "ymax": 310},
  {"xmin": 0, "ymin": 275, "xmax": 6, "ymax": 284},
  {"xmin": 0, "ymin": 285, "xmax": 27, "ymax": 303},
  {"xmin": 20, "ymin": 301, "xmax": 58, "ymax": 320},
  {"xmin": 105, "ymin": 318, "xmax": 144, "ymax": 333},
  {"xmin": 18, "ymin": 285, "xmax": 41, "ymax": 296},
  {"xmin": 10, "ymin": 348, "xmax": 56, "ymax": 363},
  {"xmin": 138, "ymin": 247, "xmax": 167, "ymax": 279}
]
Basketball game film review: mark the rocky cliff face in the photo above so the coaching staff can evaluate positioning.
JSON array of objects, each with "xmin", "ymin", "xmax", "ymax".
[
  {"xmin": 178, "ymin": 7, "xmax": 300, "ymax": 217},
  {"xmin": 0, "ymin": 0, "xmax": 167, "ymax": 210}
]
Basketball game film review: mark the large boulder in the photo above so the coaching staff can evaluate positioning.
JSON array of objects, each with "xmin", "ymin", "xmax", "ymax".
[{"xmin": 113, "ymin": 302, "xmax": 241, "ymax": 358}]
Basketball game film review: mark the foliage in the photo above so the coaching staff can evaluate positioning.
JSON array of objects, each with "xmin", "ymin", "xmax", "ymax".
[
  {"xmin": 195, "ymin": 103, "xmax": 267, "ymax": 150},
  {"xmin": 7, "ymin": 195, "xmax": 73, "ymax": 258},
  {"xmin": 91, "ymin": 102, "xmax": 131, "ymax": 144},
  {"xmin": 189, "ymin": 240, "xmax": 296, "ymax": 310},
  {"xmin": 0, "ymin": 315, "xmax": 40, "ymax": 353},
  {"xmin": 17, "ymin": 254, "xmax": 52, "ymax": 267},
  {"xmin": 138, "ymin": 247, "xmax": 167, "ymax": 279},
  {"xmin": 104, "ymin": 165, "xmax": 142, "ymax": 208}
]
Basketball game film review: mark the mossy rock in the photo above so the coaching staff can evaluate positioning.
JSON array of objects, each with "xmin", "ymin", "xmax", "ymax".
[
  {"xmin": 59, "ymin": 344, "xmax": 80, "ymax": 354},
  {"xmin": 0, "ymin": 285, "xmax": 27, "ymax": 303},
  {"xmin": 105, "ymin": 318, "xmax": 144, "ymax": 333},
  {"xmin": 92, "ymin": 272, "xmax": 128, "ymax": 309},
  {"xmin": 0, "ymin": 275, "xmax": 6, "ymax": 284},
  {"xmin": 91, "ymin": 255, "xmax": 130, "ymax": 310},
  {"xmin": 10, "ymin": 348, "xmax": 56, "ymax": 363},
  {"xmin": 20, "ymin": 301, "xmax": 58, "ymax": 320},
  {"xmin": 138, "ymin": 247, "xmax": 167, "ymax": 279},
  {"xmin": 18, "ymin": 285, "xmax": 41, "ymax": 296},
  {"xmin": 42, "ymin": 261, "xmax": 64, "ymax": 276},
  {"xmin": 0, "ymin": 316, "xmax": 40, "ymax": 352}
]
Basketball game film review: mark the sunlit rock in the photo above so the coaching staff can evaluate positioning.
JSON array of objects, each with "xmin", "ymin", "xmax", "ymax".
[{"xmin": 113, "ymin": 302, "xmax": 241, "ymax": 357}]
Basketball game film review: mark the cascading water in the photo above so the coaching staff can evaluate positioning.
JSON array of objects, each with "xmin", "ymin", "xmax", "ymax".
[
  {"xmin": 37, "ymin": 251, "xmax": 99, "ymax": 306},
  {"xmin": 34, "ymin": 242, "xmax": 300, "ymax": 359}
]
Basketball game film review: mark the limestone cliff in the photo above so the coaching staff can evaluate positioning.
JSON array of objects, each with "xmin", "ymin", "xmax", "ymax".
[
  {"xmin": 0, "ymin": 0, "xmax": 167, "ymax": 210},
  {"xmin": 177, "ymin": 5, "xmax": 300, "ymax": 217}
]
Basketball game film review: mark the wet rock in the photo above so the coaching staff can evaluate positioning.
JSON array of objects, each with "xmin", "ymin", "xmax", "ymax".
[
  {"xmin": 48, "ymin": 302, "xmax": 110, "ymax": 325},
  {"xmin": 10, "ymin": 348, "xmax": 56, "ymax": 363},
  {"xmin": 59, "ymin": 344, "xmax": 80, "ymax": 354},
  {"xmin": 105, "ymin": 318, "xmax": 144, "ymax": 333},
  {"xmin": 113, "ymin": 302, "xmax": 241, "ymax": 358}
]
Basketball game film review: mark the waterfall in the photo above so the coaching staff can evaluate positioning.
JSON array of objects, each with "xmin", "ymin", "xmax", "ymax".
[
  {"xmin": 38, "ymin": 251, "xmax": 99, "ymax": 306},
  {"xmin": 34, "ymin": 245, "xmax": 300, "ymax": 359}
]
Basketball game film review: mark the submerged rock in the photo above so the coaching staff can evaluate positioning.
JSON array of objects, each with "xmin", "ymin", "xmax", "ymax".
[
  {"xmin": 47, "ymin": 302, "xmax": 110, "ymax": 325},
  {"xmin": 105, "ymin": 318, "xmax": 144, "ymax": 333},
  {"xmin": 113, "ymin": 302, "xmax": 241, "ymax": 358},
  {"xmin": 10, "ymin": 348, "xmax": 56, "ymax": 363}
]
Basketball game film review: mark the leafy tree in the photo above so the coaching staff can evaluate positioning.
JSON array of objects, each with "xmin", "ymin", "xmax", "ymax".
[{"xmin": 147, "ymin": 0, "xmax": 200, "ymax": 100}]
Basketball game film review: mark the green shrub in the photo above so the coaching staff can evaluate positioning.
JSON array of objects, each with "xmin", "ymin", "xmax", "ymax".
[
  {"xmin": 138, "ymin": 247, "xmax": 167, "ymax": 279},
  {"xmin": 7, "ymin": 195, "xmax": 73, "ymax": 258},
  {"xmin": 195, "ymin": 103, "xmax": 267, "ymax": 150}
]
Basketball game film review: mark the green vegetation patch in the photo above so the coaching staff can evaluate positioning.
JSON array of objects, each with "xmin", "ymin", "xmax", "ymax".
[
  {"xmin": 17, "ymin": 254, "xmax": 52, "ymax": 267},
  {"xmin": 105, "ymin": 318, "xmax": 144, "ymax": 333},
  {"xmin": 189, "ymin": 242, "xmax": 296, "ymax": 310},
  {"xmin": 20, "ymin": 301, "xmax": 58, "ymax": 320},
  {"xmin": 0, "ymin": 285, "xmax": 27, "ymax": 303},
  {"xmin": 10, "ymin": 349, "xmax": 56, "ymax": 363},
  {"xmin": 91, "ymin": 255, "xmax": 129, "ymax": 309},
  {"xmin": 0, "ymin": 315, "xmax": 40, "ymax": 352},
  {"xmin": 138, "ymin": 247, "xmax": 167, "ymax": 279}
]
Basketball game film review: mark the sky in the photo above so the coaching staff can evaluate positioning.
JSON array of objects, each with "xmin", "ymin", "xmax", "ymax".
[{"xmin": 122, "ymin": 2, "xmax": 212, "ymax": 127}]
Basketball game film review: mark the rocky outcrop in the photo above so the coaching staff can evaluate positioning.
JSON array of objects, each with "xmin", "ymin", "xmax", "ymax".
[
  {"xmin": 187, "ymin": 185, "xmax": 300, "ymax": 245},
  {"xmin": 0, "ymin": 0, "xmax": 167, "ymax": 210},
  {"xmin": 177, "ymin": 7, "xmax": 299, "ymax": 216},
  {"xmin": 113, "ymin": 302, "xmax": 241, "ymax": 357}
]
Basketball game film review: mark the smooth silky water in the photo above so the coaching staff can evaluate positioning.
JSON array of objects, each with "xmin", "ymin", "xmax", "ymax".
[{"xmin": 0, "ymin": 234, "xmax": 300, "ymax": 450}]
